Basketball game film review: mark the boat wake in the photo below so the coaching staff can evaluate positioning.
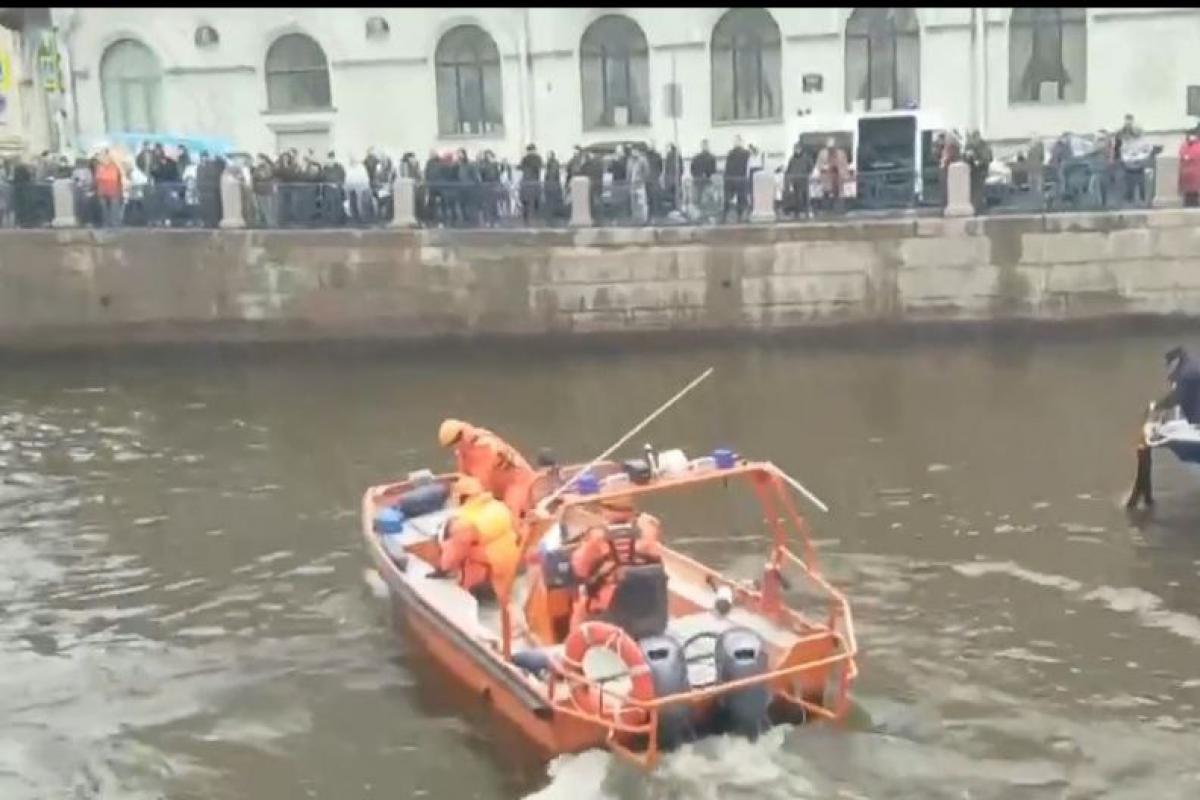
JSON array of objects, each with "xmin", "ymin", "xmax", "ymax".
[{"xmin": 523, "ymin": 728, "xmax": 826, "ymax": 800}]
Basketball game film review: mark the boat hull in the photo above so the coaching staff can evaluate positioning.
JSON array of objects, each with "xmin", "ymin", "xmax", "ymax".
[{"xmin": 366, "ymin": 542, "xmax": 609, "ymax": 762}]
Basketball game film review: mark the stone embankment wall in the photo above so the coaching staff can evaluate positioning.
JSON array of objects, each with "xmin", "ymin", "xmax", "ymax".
[{"xmin": 3, "ymin": 208, "xmax": 1200, "ymax": 350}]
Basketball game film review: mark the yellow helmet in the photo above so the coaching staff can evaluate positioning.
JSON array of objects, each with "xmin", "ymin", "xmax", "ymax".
[
  {"xmin": 439, "ymin": 419, "xmax": 468, "ymax": 448},
  {"xmin": 452, "ymin": 475, "xmax": 485, "ymax": 504}
]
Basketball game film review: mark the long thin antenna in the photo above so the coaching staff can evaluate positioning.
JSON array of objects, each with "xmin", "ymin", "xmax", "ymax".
[{"xmin": 537, "ymin": 367, "xmax": 715, "ymax": 512}]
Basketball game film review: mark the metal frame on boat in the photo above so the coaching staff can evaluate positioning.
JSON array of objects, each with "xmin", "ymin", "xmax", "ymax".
[{"xmin": 361, "ymin": 454, "xmax": 859, "ymax": 769}]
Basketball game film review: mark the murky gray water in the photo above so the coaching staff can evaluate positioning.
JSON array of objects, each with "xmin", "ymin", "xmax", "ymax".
[{"xmin": 3, "ymin": 336, "xmax": 1200, "ymax": 800}]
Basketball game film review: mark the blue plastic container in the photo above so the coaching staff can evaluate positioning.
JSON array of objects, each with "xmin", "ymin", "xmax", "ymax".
[
  {"xmin": 574, "ymin": 472, "xmax": 601, "ymax": 495},
  {"xmin": 713, "ymin": 448, "xmax": 737, "ymax": 469},
  {"xmin": 374, "ymin": 506, "xmax": 406, "ymax": 534}
]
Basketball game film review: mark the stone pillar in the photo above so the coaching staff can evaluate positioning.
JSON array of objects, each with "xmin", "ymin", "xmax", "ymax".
[
  {"xmin": 219, "ymin": 171, "xmax": 244, "ymax": 229},
  {"xmin": 1153, "ymin": 155, "xmax": 1181, "ymax": 209},
  {"xmin": 749, "ymin": 170, "xmax": 776, "ymax": 223},
  {"xmin": 944, "ymin": 161, "xmax": 973, "ymax": 217},
  {"xmin": 569, "ymin": 175, "xmax": 592, "ymax": 227},
  {"xmin": 390, "ymin": 176, "xmax": 417, "ymax": 228},
  {"xmin": 51, "ymin": 178, "xmax": 76, "ymax": 228}
]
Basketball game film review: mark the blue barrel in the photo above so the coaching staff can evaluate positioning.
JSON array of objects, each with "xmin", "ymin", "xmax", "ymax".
[
  {"xmin": 374, "ymin": 506, "xmax": 406, "ymax": 534},
  {"xmin": 395, "ymin": 482, "xmax": 450, "ymax": 518}
]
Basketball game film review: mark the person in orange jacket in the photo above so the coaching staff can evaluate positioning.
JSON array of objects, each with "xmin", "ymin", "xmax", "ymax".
[
  {"xmin": 438, "ymin": 419, "xmax": 537, "ymax": 517},
  {"xmin": 567, "ymin": 510, "xmax": 663, "ymax": 631}
]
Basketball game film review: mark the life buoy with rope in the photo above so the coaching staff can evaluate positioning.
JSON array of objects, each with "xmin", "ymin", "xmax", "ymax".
[{"xmin": 560, "ymin": 620, "xmax": 656, "ymax": 726}]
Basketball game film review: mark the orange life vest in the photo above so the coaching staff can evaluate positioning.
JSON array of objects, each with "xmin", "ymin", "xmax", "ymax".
[{"xmin": 570, "ymin": 517, "xmax": 662, "ymax": 619}]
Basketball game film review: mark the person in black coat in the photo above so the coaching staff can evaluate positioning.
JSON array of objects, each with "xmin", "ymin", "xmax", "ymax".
[
  {"xmin": 690, "ymin": 139, "xmax": 717, "ymax": 214},
  {"xmin": 455, "ymin": 149, "xmax": 480, "ymax": 227},
  {"xmin": 645, "ymin": 143, "xmax": 663, "ymax": 219},
  {"xmin": 423, "ymin": 149, "xmax": 443, "ymax": 225},
  {"xmin": 723, "ymin": 135, "xmax": 750, "ymax": 223},
  {"xmin": 519, "ymin": 144, "xmax": 543, "ymax": 225},
  {"xmin": 196, "ymin": 152, "xmax": 225, "ymax": 228},
  {"xmin": 1157, "ymin": 347, "xmax": 1200, "ymax": 424},
  {"xmin": 783, "ymin": 142, "xmax": 812, "ymax": 219},
  {"xmin": 663, "ymin": 143, "xmax": 683, "ymax": 213},
  {"xmin": 543, "ymin": 151, "xmax": 563, "ymax": 221},
  {"xmin": 320, "ymin": 152, "xmax": 346, "ymax": 225}
]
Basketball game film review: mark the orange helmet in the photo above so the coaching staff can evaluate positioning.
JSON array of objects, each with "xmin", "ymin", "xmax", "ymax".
[{"xmin": 439, "ymin": 419, "xmax": 469, "ymax": 448}]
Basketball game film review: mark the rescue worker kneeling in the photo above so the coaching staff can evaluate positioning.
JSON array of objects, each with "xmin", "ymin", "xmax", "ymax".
[
  {"xmin": 438, "ymin": 419, "xmax": 537, "ymax": 518},
  {"xmin": 433, "ymin": 476, "xmax": 521, "ymax": 605},
  {"xmin": 568, "ymin": 513, "xmax": 666, "ymax": 639}
]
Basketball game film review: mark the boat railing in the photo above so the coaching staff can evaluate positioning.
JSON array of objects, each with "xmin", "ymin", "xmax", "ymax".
[
  {"xmin": 545, "ymin": 632, "xmax": 858, "ymax": 767},
  {"xmin": 542, "ymin": 542, "xmax": 857, "ymax": 768}
]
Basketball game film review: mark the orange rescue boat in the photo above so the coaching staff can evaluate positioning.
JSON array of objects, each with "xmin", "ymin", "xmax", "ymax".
[{"xmin": 360, "ymin": 448, "xmax": 859, "ymax": 769}]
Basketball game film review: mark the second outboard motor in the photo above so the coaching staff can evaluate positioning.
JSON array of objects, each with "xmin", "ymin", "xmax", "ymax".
[
  {"xmin": 714, "ymin": 627, "xmax": 771, "ymax": 740},
  {"xmin": 639, "ymin": 634, "xmax": 695, "ymax": 750}
]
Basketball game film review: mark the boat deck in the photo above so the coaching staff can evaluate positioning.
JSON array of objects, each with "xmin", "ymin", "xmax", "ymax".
[{"xmin": 377, "ymin": 507, "xmax": 812, "ymax": 685}]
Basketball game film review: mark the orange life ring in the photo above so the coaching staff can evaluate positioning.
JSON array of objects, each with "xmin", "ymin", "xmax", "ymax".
[{"xmin": 561, "ymin": 621, "xmax": 655, "ymax": 726}]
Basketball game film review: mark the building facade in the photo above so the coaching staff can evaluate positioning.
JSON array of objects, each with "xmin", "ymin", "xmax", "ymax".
[{"xmin": 49, "ymin": 7, "xmax": 1200, "ymax": 162}]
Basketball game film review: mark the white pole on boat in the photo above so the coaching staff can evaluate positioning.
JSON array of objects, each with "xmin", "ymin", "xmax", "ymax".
[
  {"xmin": 769, "ymin": 463, "xmax": 830, "ymax": 514},
  {"xmin": 536, "ymin": 367, "xmax": 715, "ymax": 512}
]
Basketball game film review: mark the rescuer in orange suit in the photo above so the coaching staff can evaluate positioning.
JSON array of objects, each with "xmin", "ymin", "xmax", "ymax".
[
  {"xmin": 568, "ymin": 503, "xmax": 663, "ymax": 631},
  {"xmin": 434, "ymin": 476, "xmax": 522, "ymax": 604},
  {"xmin": 439, "ymin": 419, "xmax": 537, "ymax": 517}
]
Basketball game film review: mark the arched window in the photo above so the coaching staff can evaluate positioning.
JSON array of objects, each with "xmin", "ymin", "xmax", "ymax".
[
  {"xmin": 580, "ymin": 15, "xmax": 649, "ymax": 129},
  {"xmin": 265, "ymin": 33, "xmax": 331, "ymax": 112},
  {"xmin": 845, "ymin": 8, "xmax": 920, "ymax": 112},
  {"xmin": 435, "ymin": 25, "xmax": 504, "ymax": 136},
  {"xmin": 1009, "ymin": 8, "xmax": 1086, "ymax": 103},
  {"xmin": 711, "ymin": 8, "xmax": 782, "ymax": 122},
  {"xmin": 100, "ymin": 39, "xmax": 163, "ymax": 133}
]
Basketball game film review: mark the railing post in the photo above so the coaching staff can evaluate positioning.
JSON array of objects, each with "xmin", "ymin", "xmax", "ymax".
[
  {"xmin": 750, "ymin": 170, "xmax": 776, "ymax": 223},
  {"xmin": 569, "ymin": 175, "xmax": 592, "ymax": 227},
  {"xmin": 219, "ymin": 170, "xmax": 244, "ymax": 229},
  {"xmin": 390, "ymin": 176, "xmax": 418, "ymax": 228},
  {"xmin": 944, "ymin": 161, "xmax": 973, "ymax": 217},
  {"xmin": 1153, "ymin": 155, "xmax": 1181, "ymax": 209},
  {"xmin": 51, "ymin": 178, "xmax": 77, "ymax": 228}
]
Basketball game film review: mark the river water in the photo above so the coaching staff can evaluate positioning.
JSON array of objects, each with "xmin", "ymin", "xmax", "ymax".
[{"xmin": 3, "ymin": 335, "xmax": 1200, "ymax": 800}]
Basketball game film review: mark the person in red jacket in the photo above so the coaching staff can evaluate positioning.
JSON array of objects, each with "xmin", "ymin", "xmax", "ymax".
[
  {"xmin": 1179, "ymin": 131, "xmax": 1200, "ymax": 207},
  {"xmin": 94, "ymin": 151, "xmax": 125, "ymax": 227}
]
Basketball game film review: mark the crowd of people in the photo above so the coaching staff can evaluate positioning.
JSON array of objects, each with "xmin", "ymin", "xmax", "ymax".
[
  {"xmin": 1000, "ymin": 114, "xmax": 1162, "ymax": 211},
  {"xmin": 0, "ymin": 114, "xmax": 1182, "ymax": 230}
]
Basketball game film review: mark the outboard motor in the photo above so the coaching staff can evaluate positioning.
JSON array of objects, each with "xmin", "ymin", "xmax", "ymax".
[
  {"xmin": 714, "ymin": 627, "xmax": 771, "ymax": 740},
  {"xmin": 639, "ymin": 634, "xmax": 695, "ymax": 750}
]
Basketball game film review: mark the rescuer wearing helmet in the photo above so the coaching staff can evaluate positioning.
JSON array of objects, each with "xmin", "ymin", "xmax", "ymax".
[
  {"xmin": 435, "ymin": 475, "xmax": 522, "ymax": 604},
  {"xmin": 438, "ymin": 419, "xmax": 537, "ymax": 517}
]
